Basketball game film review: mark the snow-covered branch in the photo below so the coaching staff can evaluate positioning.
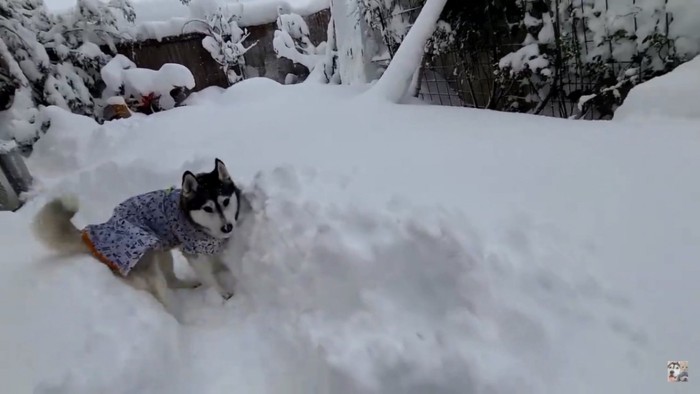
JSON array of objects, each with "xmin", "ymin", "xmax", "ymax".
[{"xmin": 365, "ymin": 0, "xmax": 448, "ymax": 103}]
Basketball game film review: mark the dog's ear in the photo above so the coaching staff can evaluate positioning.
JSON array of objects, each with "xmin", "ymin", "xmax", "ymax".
[
  {"xmin": 214, "ymin": 158, "xmax": 232, "ymax": 182},
  {"xmin": 182, "ymin": 171, "xmax": 198, "ymax": 196}
]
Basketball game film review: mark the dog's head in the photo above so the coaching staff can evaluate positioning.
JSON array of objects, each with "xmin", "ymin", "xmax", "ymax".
[
  {"xmin": 181, "ymin": 158, "xmax": 241, "ymax": 239},
  {"xmin": 668, "ymin": 361, "xmax": 682, "ymax": 380}
]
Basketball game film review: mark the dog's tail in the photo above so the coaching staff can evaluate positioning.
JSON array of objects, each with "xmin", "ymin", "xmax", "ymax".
[{"xmin": 32, "ymin": 195, "xmax": 89, "ymax": 256}]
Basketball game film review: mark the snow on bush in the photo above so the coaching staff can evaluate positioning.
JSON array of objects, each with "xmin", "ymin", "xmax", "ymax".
[
  {"xmin": 495, "ymin": 0, "xmax": 700, "ymax": 118},
  {"xmin": 0, "ymin": 0, "xmax": 135, "ymax": 149},
  {"xmin": 183, "ymin": 5, "xmax": 257, "ymax": 85},
  {"xmin": 307, "ymin": 11, "xmax": 341, "ymax": 84},
  {"xmin": 100, "ymin": 54, "xmax": 196, "ymax": 111},
  {"xmin": 273, "ymin": 12, "xmax": 324, "ymax": 74},
  {"xmin": 498, "ymin": 43, "xmax": 551, "ymax": 77}
]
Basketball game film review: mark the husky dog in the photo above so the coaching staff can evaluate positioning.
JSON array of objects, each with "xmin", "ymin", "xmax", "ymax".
[
  {"xmin": 668, "ymin": 361, "xmax": 682, "ymax": 382},
  {"xmin": 32, "ymin": 158, "xmax": 241, "ymax": 317}
]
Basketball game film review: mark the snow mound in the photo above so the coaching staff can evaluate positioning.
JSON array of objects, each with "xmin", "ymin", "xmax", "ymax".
[
  {"xmin": 28, "ymin": 106, "xmax": 111, "ymax": 177},
  {"xmin": 3, "ymin": 80, "xmax": 700, "ymax": 394},
  {"xmin": 668, "ymin": 0, "xmax": 700, "ymax": 57},
  {"xmin": 10, "ymin": 160, "xmax": 619, "ymax": 394},
  {"xmin": 182, "ymin": 86, "xmax": 227, "ymax": 106},
  {"xmin": 615, "ymin": 54, "xmax": 700, "ymax": 121}
]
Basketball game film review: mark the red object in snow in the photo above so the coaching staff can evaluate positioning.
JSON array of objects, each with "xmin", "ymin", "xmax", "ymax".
[{"xmin": 138, "ymin": 92, "xmax": 160, "ymax": 114}]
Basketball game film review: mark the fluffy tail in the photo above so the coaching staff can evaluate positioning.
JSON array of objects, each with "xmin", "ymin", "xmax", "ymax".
[{"xmin": 32, "ymin": 195, "xmax": 89, "ymax": 256}]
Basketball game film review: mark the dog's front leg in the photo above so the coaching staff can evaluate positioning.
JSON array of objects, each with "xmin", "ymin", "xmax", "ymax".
[
  {"xmin": 185, "ymin": 253, "xmax": 235, "ymax": 300},
  {"xmin": 143, "ymin": 253, "xmax": 174, "ymax": 313},
  {"xmin": 158, "ymin": 251, "xmax": 202, "ymax": 289},
  {"xmin": 211, "ymin": 255, "xmax": 237, "ymax": 298}
]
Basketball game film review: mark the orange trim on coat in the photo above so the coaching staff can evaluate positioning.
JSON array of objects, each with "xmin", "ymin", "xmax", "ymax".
[{"xmin": 81, "ymin": 230, "xmax": 121, "ymax": 274}]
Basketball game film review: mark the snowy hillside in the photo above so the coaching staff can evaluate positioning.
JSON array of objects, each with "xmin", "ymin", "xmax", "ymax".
[{"xmin": 1, "ymin": 75, "xmax": 699, "ymax": 393}]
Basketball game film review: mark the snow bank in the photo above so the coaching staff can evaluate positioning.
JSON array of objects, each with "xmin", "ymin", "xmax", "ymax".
[
  {"xmin": 28, "ymin": 106, "xmax": 114, "ymax": 177},
  {"xmin": 614, "ymin": 55, "xmax": 700, "ymax": 121},
  {"xmin": 667, "ymin": 0, "xmax": 700, "ymax": 57},
  {"xmin": 4, "ymin": 79, "xmax": 700, "ymax": 393}
]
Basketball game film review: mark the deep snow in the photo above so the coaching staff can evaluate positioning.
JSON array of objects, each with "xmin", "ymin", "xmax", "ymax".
[
  {"xmin": 615, "ymin": 54, "xmax": 700, "ymax": 121},
  {"xmin": 1, "ymin": 77, "xmax": 699, "ymax": 393}
]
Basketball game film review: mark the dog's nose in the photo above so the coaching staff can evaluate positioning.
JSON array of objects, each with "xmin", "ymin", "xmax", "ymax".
[{"xmin": 221, "ymin": 223, "xmax": 233, "ymax": 233}]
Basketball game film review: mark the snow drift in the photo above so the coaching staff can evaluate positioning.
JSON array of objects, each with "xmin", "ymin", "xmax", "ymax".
[
  {"xmin": 614, "ymin": 54, "xmax": 700, "ymax": 121},
  {"xmin": 1, "ymin": 75, "xmax": 699, "ymax": 394}
]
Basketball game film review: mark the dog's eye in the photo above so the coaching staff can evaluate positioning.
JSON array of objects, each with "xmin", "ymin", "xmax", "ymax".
[
  {"xmin": 222, "ymin": 198, "xmax": 230, "ymax": 207},
  {"xmin": 203, "ymin": 206, "xmax": 214, "ymax": 213}
]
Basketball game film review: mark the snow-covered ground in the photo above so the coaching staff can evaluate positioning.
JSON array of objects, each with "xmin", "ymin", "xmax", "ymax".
[{"xmin": 2, "ymin": 70, "xmax": 699, "ymax": 393}]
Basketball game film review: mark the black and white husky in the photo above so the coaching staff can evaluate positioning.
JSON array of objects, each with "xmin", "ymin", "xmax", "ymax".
[{"xmin": 32, "ymin": 159, "xmax": 245, "ymax": 318}]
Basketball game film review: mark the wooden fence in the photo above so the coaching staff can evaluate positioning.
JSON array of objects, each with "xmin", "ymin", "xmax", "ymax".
[{"xmin": 115, "ymin": 10, "xmax": 331, "ymax": 92}]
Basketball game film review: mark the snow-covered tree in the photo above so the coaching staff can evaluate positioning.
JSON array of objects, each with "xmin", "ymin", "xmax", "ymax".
[
  {"xmin": 366, "ymin": 0, "xmax": 448, "ymax": 103},
  {"xmin": 305, "ymin": 15, "xmax": 341, "ymax": 84},
  {"xmin": 361, "ymin": 0, "xmax": 414, "ymax": 57},
  {"xmin": 328, "ymin": 0, "xmax": 381, "ymax": 84},
  {"xmin": 358, "ymin": 0, "xmax": 455, "ymax": 96},
  {"xmin": 0, "ymin": 0, "xmax": 135, "ymax": 149}
]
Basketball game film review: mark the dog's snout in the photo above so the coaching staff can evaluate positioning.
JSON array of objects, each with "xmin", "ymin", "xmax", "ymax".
[{"xmin": 221, "ymin": 223, "xmax": 233, "ymax": 233}]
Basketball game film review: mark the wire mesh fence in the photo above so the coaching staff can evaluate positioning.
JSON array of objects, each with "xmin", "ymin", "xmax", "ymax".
[{"xmin": 385, "ymin": 0, "xmax": 678, "ymax": 119}]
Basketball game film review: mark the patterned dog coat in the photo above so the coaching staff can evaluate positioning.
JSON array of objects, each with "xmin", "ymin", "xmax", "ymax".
[{"xmin": 81, "ymin": 188, "xmax": 226, "ymax": 276}]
